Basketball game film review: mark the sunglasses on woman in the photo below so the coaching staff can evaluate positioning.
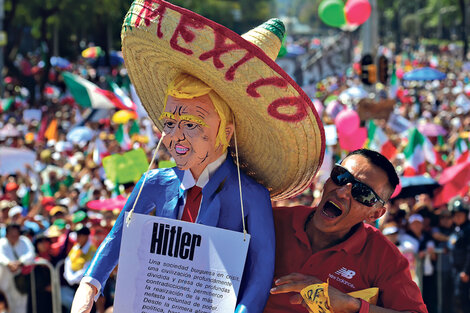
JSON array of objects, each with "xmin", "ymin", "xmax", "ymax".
[{"xmin": 330, "ymin": 164, "xmax": 386, "ymax": 208}]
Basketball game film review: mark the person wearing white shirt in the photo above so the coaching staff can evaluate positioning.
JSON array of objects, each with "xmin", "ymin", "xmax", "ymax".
[
  {"xmin": 0, "ymin": 224, "xmax": 35, "ymax": 313},
  {"xmin": 63, "ymin": 225, "xmax": 97, "ymax": 311}
]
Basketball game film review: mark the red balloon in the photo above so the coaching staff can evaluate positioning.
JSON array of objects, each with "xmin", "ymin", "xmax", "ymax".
[{"xmin": 344, "ymin": 0, "xmax": 371, "ymax": 25}]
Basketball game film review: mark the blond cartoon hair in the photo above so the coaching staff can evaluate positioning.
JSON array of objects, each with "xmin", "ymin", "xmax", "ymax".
[{"xmin": 163, "ymin": 73, "xmax": 233, "ymax": 150}]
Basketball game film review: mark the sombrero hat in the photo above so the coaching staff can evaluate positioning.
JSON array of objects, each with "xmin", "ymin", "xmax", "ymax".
[{"xmin": 121, "ymin": 0, "xmax": 325, "ymax": 200}]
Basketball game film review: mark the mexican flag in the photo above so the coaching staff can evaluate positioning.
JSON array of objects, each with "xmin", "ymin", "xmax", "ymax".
[
  {"xmin": 403, "ymin": 128, "xmax": 437, "ymax": 176},
  {"xmin": 367, "ymin": 120, "xmax": 397, "ymax": 160},
  {"xmin": 109, "ymin": 80, "xmax": 137, "ymax": 112},
  {"xmin": 454, "ymin": 137, "xmax": 470, "ymax": 164},
  {"xmin": 62, "ymin": 72, "xmax": 122, "ymax": 109},
  {"xmin": 115, "ymin": 124, "xmax": 131, "ymax": 150},
  {"xmin": 389, "ymin": 67, "xmax": 398, "ymax": 99},
  {"xmin": 1, "ymin": 98, "xmax": 14, "ymax": 113}
]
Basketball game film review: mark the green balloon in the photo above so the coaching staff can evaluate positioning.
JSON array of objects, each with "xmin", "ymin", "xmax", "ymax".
[{"xmin": 319, "ymin": 0, "xmax": 346, "ymax": 28}]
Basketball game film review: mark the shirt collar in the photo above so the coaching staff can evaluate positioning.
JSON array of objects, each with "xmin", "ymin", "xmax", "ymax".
[
  {"xmin": 293, "ymin": 206, "xmax": 316, "ymax": 248},
  {"xmin": 180, "ymin": 152, "xmax": 227, "ymax": 190},
  {"xmin": 293, "ymin": 207, "xmax": 367, "ymax": 254}
]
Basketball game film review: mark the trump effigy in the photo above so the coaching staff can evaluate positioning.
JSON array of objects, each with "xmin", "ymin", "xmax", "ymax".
[{"xmin": 71, "ymin": 1, "xmax": 325, "ymax": 312}]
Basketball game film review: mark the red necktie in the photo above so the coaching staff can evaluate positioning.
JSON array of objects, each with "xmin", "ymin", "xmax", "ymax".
[{"xmin": 181, "ymin": 186, "xmax": 202, "ymax": 223}]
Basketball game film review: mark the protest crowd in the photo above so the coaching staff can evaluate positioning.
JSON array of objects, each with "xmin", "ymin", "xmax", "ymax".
[{"xmin": 1, "ymin": 30, "xmax": 470, "ymax": 313}]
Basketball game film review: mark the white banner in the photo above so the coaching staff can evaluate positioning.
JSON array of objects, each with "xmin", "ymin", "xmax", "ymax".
[
  {"xmin": 0, "ymin": 147, "xmax": 36, "ymax": 174},
  {"xmin": 114, "ymin": 213, "xmax": 250, "ymax": 313}
]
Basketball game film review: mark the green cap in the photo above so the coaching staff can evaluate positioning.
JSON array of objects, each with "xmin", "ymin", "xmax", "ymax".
[
  {"xmin": 72, "ymin": 210, "xmax": 87, "ymax": 223},
  {"xmin": 53, "ymin": 218, "xmax": 67, "ymax": 230}
]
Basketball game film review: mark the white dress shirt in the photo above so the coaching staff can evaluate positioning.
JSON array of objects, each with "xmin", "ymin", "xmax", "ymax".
[{"xmin": 177, "ymin": 152, "xmax": 227, "ymax": 220}]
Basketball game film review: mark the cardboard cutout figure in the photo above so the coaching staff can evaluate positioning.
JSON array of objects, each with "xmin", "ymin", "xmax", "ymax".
[{"xmin": 71, "ymin": 1, "xmax": 325, "ymax": 312}]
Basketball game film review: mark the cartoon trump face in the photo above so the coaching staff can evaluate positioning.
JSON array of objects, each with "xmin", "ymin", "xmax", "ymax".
[{"xmin": 160, "ymin": 74, "xmax": 234, "ymax": 180}]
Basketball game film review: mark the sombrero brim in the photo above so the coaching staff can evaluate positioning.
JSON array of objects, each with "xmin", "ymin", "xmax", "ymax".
[{"xmin": 122, "ymin": 0, "xmax": 325, "ymax": 200}]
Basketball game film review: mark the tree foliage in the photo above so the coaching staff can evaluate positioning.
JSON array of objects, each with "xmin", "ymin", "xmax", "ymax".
[{"xmin": 5, "ymin": 0, "xmax": 274, "ymax": 62}]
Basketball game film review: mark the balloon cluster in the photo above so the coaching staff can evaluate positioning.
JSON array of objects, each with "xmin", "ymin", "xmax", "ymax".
[
  {"xmin": 319, "ymin": 0, "xmax": 371, "ymax": 29},
  {"xmin": 335, "ymin": 109, "xmax": 367, "ymax": 151}
]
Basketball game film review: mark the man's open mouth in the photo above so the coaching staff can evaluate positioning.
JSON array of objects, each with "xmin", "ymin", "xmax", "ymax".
[
  {"xmin": 322, "ymin": 201, "xmax": 343, "ymax": 219},
  {"xmin": 175, "ymin": 144, "xmax": 189, "ymax": 155}
]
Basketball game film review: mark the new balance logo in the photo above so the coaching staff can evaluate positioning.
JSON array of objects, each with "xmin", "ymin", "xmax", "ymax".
[{"xmin": 335, "ymin": 267, "xmax": 356, "ymax": 279}]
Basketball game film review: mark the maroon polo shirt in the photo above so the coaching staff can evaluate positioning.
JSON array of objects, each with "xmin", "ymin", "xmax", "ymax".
[{"xmin": 264, "ymin": 206, "xmax": 428, "ymax": 313}]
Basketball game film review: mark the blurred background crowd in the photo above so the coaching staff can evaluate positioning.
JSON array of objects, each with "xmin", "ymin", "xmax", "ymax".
[{"xmin": 2, "ymin": 0, "xmax": 470, "ymax": 313}]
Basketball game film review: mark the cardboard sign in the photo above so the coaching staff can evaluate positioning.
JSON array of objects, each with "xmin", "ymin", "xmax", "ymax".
[
  {"xmin": 102, "ymin": 148, "xmax": 149, "ymax": 184},
  {"xmin": 357, "ymin": 98, "xmax": 395, "ymax": 121},
  {"xmin": 114, "ymin": 213, "xmax": 250, "ymax": 313}
]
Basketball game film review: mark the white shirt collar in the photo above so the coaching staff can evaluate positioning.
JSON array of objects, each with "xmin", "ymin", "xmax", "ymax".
[{"xmin": 180, "ymin": 152, "xmax": 227, "ymax": 190}]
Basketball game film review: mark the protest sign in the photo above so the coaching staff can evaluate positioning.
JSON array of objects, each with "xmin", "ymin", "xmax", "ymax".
[
  {"xmin": 23, "ymin": 109, "xmax": 42, "ymax": 122},
  {"xmin": 0, "ymin": 147, "xmax": 36, "ymax": 174},
  {"xmin": 114, "ymin": 213, "xmax": 250, "ymax": 313},
  {"xmin": 102, "ymin": 148, "xmax": 149, "ymax": 184}
]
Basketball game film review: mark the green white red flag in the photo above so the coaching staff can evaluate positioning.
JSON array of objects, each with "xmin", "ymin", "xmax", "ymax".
[
  {"xmin": 403, "ymin": 128, "xmax": 437, "ymax": 176},
  {"xmin": 454, "ymin": 137, "xmax": 470, "ymax": 164},
  {"xmin": 0, "ymin": 98, "xmax": 14, "ymax": 113},
  {"xmin": 62, "ymin": 72, "xmax": 124, "ymax": 110},
  {"xmin": 366, "ymin": 120, "xmax": 397, "ymax": 160}
]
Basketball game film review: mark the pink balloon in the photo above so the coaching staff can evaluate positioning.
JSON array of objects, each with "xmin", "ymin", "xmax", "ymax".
[
  {"xmin": 345, "ymin": 0, "xmax": 371, "ymax": 25},
  {"xmin": 396, "ymin": 68, "xmax": 404, "ymax": 79},
  {"xmin": 335, "ymin": 109, "xmax": 360, "ymax": 136},
  {"xmin": 338, "ymin": 127, "xmax": 367, "ymax": 151}
]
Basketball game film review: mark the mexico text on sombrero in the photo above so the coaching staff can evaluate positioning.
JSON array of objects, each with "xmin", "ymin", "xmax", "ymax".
[{"xmin": 125, "ymin": 0, "xmax": 312, "ymax": 123}]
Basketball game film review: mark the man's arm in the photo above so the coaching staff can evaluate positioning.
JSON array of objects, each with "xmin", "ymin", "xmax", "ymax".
[
  {"xmin": 270, "ymin": 273, "xmax": 416, "ymax": 313},
  {"xmin": 71, "ymin": 282, "xmax": 97, "ymax": 313}
]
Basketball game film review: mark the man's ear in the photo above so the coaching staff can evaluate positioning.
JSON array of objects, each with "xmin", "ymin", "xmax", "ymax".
[
  {"xmin": 365, "ymin": 206, "xmax": 386, "ymax": 224},
  {"xmin": 225, "ymin": 123, "xmax": 234, "ymax": 143}
]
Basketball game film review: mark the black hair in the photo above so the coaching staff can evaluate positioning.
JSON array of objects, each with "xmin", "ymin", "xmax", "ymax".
[
  {"xmin": 344, "ymin": 149, "xmax": 399, "ymax": 198},
  {"xmin": 5, "ymin": 223, "xmax": 21, "ymax": 235}
]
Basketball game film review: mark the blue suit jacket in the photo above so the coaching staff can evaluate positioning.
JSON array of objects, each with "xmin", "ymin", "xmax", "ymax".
[{"xmin": 84, "ymin": 154, "xmax": 275, "ymax": 312}]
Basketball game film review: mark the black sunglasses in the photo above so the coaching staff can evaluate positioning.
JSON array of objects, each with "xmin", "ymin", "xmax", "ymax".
[{"xmin": 330, "ymin": 164, "xmax": 386, "ymax": 207}]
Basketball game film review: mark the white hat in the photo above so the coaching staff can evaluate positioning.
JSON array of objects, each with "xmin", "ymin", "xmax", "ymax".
[
  {"xmin": 8, "ymin": 205, "xmax": 23, "ymax": 218},
  {"xmin": 409, "ymin": 214, "xmax": 424, "ymax": 224},
  {"xmin": 382, "ymin": 226, "xmax": 399, "ymax": 236}
]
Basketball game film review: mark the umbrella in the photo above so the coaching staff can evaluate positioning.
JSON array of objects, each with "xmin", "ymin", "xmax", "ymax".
[
  {"xmin": 112, "ymin": 110, "xmax": 138, "ymax": 124},
  {"xmin": 403, "ymin": 67, "xmax": 446, "ymax": 81},
  {"xmin": 87, "ymin": 195, "xmax": 127, "ymax": 211},
  {"xmin": 417, "ymin": 122, "xmax": 447, "ymax": 137},
  {"xmin": 393, "ymin": 175, "xmax": 440, "ymax": 199},
  {"xmin": 93, "ymin": 51, "xmax": 125, "ymax": 67},
  {"xmin": 339, "ymin": 86, "xmax": 368, "ymax": 101},
  {"xmin": 434, "ymin": 161, "xmax": 470, "ymax": 207},
  {"xmin": 50, "ymin": 56, "xmax": 71, "ymax": 69},
  {"xmin": 82, "ymin": 46, "xmax": 102, "ymax": 59},
  {"xmin": 66, "ymin": 126, "xmax": 94, "ymax": 143}
]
